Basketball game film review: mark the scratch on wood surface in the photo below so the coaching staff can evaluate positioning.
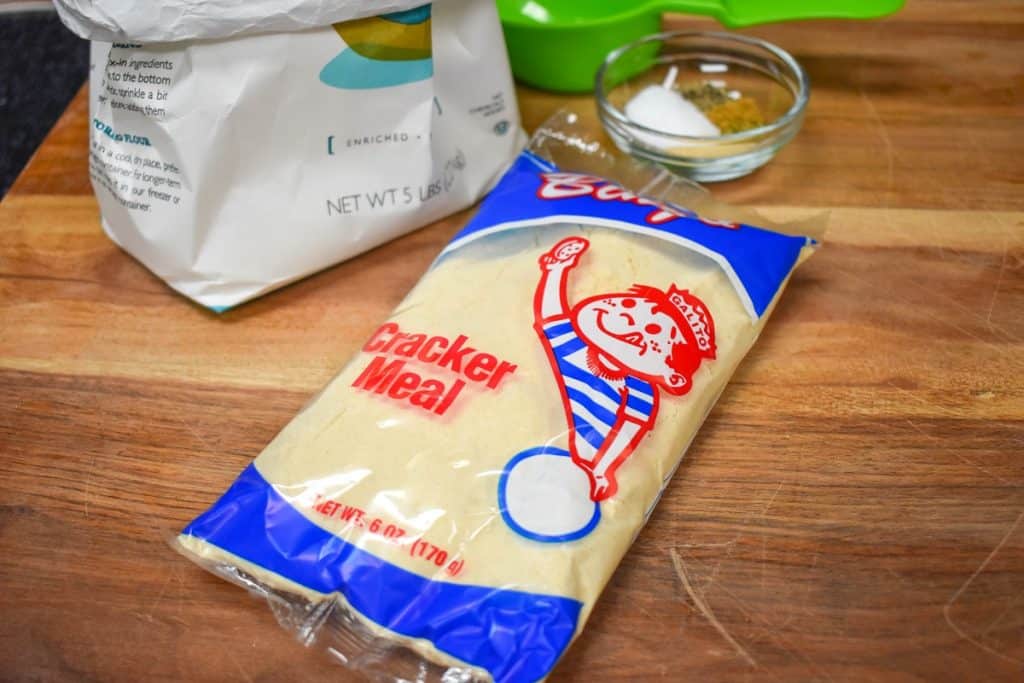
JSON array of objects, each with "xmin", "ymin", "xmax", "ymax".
[
  {"xmin": 758, "ymin": 483, "xmax": 784, "ymax": 595},
  {"xmin": 883, "ymin": 382, "xmax": 964, "ymax": 418},
  {"xmin": 147, "ymin": 567, "xmax": 178, "ymax": 618},
  {"xmin": 903, "ymin": 417, "xmax": 1014, "ymax": 486},
  {"xmin": 226, "ymin": 648, "xmax": 256, "ymax": 683},
  {"xmin": 961, "ymin": 129, "xmax": 993, "ymax": 172},
  {"xmin": 676, "ymin": 539, "xmax": 737, "ymax": 550},
  {"xmin": 943, "ymin": 509, "xmax": 1024, "ymax": 665},
  {"xmin": 175, "ymin": 414, "xmax": 217, "ymax": 454},
  {"xmin": 761, "ymin": 483, "xmax": 783, "ymax": 518},
  {"xmin": 985, "ymin": 249, "xmax": 1009, "ymax": 325},
  {"xmin": 980, "ymin": 590, "xmax": 1024, "ymax": 640},
  {"xmin": 981, "ymin": 210, "xmax": 1019, "ymax": 327},
  {"xmin": 685, "ymin": 549, "xmax": 836, "ymax": 682},
  {"xmin": 760, "ymin": 536, "xmax": 767, "ymax": 595},
  {"xmin": 670, "ymin": 547, "xmax": 758, "ymax": 668},
  {"xmin": 830, "ymin": 260, "xmax": 1023, "ymax": 347},
  {"xmin": 859, "ymin": 88, "xmax": 894, "ymax": 197},
  {"xmin": 679, "ymin": 483, "xmax": 787, "ymax": 598},
  {"xmin": 81, "ymin": 455, "xmax": 96, "ymax": 518},
  {"xmin": 636, "ymin": 604, "xmax": 655, "ymax": 620}
]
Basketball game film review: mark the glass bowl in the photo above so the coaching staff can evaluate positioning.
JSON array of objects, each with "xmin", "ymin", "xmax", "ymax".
[{"xmin": 596, "ymin": 31, "xmax": 809, "ymax": 182}]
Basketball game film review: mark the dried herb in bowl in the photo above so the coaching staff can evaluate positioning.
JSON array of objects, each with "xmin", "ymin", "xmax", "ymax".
[{"xmin": 678, "ymin": 80, "xmax": 767, "ymax": 134}]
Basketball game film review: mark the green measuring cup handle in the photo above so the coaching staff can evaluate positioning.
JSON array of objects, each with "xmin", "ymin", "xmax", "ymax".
[{"xmin": 653, "ymin": 0, "xmax": 905, "ymax": 27}]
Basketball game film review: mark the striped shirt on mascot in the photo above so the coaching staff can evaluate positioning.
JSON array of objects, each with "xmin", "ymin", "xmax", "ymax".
[{"xmin": 534, "ymin": 236, "xmax": 717, "ymax": 502}]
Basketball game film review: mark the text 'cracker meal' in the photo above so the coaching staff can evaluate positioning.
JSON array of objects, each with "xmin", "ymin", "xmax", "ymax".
[{"xmin": 177, "ymin": 148, "xmax": 816, "ymax": 682}]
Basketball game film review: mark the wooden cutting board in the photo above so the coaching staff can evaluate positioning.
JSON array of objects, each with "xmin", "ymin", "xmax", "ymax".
[{"xmin": 1, "ymin": 4, "xmax": 1022, "ymax": 681}]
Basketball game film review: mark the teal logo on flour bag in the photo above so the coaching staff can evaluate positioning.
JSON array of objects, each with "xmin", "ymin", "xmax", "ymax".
[{"xmin": 319, "ymin": 5, "xmax": 433, "ymax": 89}]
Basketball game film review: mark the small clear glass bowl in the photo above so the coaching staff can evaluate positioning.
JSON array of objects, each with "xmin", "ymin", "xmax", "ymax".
[{"xmin": 596, "ymin": 31, "xmax": 809, "ymax": 182}]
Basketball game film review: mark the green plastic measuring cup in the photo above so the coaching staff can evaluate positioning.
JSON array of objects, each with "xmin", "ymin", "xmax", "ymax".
[{"xmin": 498, "ymin": 0, "xmax": 904, "ymax": 92}]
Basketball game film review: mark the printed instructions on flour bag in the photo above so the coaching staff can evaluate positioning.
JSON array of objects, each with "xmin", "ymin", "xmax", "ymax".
[{"xmin": 89, "ymin": 44, "xmax": 184, "ymax": 213}]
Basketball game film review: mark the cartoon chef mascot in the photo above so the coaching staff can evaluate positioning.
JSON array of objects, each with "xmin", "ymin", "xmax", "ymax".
[{"xmin": 500, "ymin": 236, "xmax": 717, "ymax": 542}]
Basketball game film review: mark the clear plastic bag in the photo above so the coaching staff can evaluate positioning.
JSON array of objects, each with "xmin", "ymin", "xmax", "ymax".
[{"xmin": 176, "ymin": 111, "xmax": 819, "ymax": 682}]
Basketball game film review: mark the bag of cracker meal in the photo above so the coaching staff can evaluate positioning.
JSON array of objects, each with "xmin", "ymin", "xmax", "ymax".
[
  {"xmin": 54, "ymin": 0, "xmax": 524, "ymax": 311},
  {"xmin": 175, "ymin": 118, "xmax": 818, "ymax": 682}
]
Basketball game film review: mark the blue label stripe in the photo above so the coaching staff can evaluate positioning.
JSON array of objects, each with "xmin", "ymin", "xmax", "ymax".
[
  {"xmin": 564, "ymin": 386, "xmax": 618, "ymax": 427},
  {"xmin": 553, "ymin": 359, "xmax": 623, "ymax": 406},
  {"xmin": 552, "ymin": 335, "xmax": 586, "ymax": 356},
  {"xmin": 572, "ymin": 416, "xmax": 607, "ymax": 451},
  {"xmin": 182, "ymin": 464, "xmax": 582, "ymax": 683},
  {"xmin": 625, "ymin": 376, "xmax": 654, "ymax": 396},
  {"xmin": 543, "ymin": 320, "xmax": 575, "ymax": 338},
  {"xmin": 625, "ymin": 394, "xmax": 653, "ymax": 415},
  {"xmin": 441, "ymin": 152, "xmax": 812, "ymax": 319}
]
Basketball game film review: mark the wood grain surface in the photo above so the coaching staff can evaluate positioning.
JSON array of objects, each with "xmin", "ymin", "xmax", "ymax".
[{"xmin": 2, "ymin": 3, "xmax": 1023, "ymax": 681}]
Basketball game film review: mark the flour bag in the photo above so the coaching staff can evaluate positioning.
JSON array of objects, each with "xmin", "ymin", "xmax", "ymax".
[
  {"xmin": 54, "ymin": 0, "xmax": 524, "ymax": 310},
  {"xmin": 175, "ymin": 121, "xmax": 818, "ymax": 682}
]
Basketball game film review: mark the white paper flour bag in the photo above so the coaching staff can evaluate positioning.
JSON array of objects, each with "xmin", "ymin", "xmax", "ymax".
[{"xmin": 55, "ymin": 0, "xmax": 525, "ymax": 310}]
